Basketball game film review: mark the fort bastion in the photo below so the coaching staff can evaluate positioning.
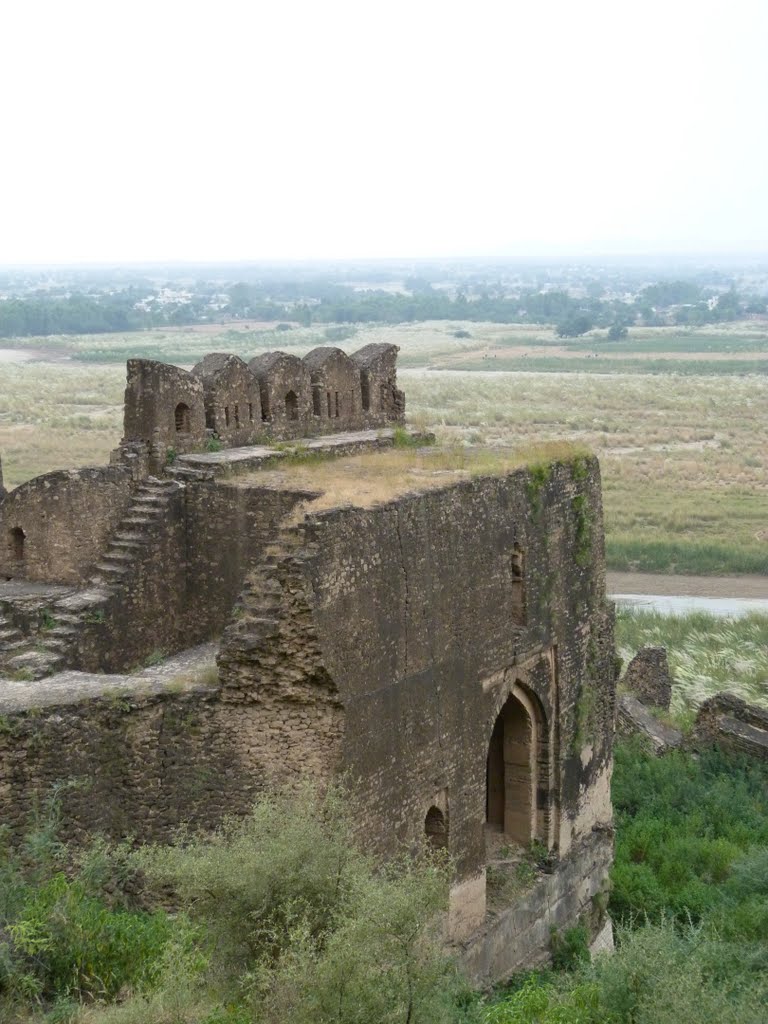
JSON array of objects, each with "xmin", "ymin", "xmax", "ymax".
[{"xmin": 0, "ymin": 344, "xmax": 615, "ymax": 983}]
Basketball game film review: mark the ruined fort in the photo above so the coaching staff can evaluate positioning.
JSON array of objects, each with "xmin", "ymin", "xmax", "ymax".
[{"xmin": 0, "ymin": 344, "xmax": 616, "ymax": 982}]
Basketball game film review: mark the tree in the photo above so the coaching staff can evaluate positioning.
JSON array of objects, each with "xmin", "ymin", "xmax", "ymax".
[
  {"xmin": 556, "ymin": 313, "xmax": 593, "ymax": 338},
  {"xmin": 607, "ymin": 323, "xmax": 628, "ymax": 341}
]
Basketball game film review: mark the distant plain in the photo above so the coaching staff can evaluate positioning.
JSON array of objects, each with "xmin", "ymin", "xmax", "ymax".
[{"xmin": 1, "ymin": 320, "xmax": 766, "ymax": 576}]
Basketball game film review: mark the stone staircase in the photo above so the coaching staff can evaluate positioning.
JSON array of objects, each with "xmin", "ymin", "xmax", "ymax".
[
  {"xmin": 0, "ymin": 478, "xmax": 184, "ymax": 681},
  {"xmin": 0, "ymin": 603, "xmax": 72, "ymax": 680},
  {"xmin": 0, "ymin": 607, "xmax": 28, "ymax": 676},
  {"xmin": 90, "ymin": 477, "xmax": 182, "ymax": 587}
]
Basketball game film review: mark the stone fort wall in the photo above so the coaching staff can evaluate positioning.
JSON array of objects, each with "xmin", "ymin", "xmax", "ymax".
[{"xmin": 0, "ymin": 455, "xmax": 615, "ymax": 980}]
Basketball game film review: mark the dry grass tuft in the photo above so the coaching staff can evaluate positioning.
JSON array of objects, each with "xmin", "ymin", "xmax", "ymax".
[{"xmin": 240, "ymin": 440, "xmax": 589, "ymax": 519}]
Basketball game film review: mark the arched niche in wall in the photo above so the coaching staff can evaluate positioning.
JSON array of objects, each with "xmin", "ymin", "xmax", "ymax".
[
  {"xmin": 174, "ymin": 403, "xmax": 191, "ymax": 434},
  {"xmin": 424, "ymin": 805, "xmax": 448, "ymax": 851},
  {"xmin": 9, "ymin": 526, "xmax": 25, "ymax": 562},
  {"xmin": 486, "ymin": 684, "xmax": 550, "ymax": 848}
]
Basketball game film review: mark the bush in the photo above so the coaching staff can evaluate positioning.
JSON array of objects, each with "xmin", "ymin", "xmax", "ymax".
[
  {"xmin": 131, "ymin": 784, "xmax": 461, "ymax": 1024},
  {"xmin": 5, "ymin": 873, "xmax": 174, "ymax": 1001},
  {"xmin": 611, "ymin": 740, "xmax": 768, "ymax": 925},
  {"xmin": 486, "ymin": 921, "xmax": 768, "ymax": 1024},
  {"xmin": 0, "ymin": 807, "xmax": 178, "ymax": 1013}
]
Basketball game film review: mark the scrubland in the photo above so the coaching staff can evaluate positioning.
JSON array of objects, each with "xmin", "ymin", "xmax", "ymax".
[{"xmin": 1, "ymin": 322, "xmax": 766, "ymax": 575}]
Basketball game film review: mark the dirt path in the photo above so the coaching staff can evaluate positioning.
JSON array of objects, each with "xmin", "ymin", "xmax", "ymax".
[{"xmin": 607, "ymin": 571, "xmax": 767, "ymax": 599}]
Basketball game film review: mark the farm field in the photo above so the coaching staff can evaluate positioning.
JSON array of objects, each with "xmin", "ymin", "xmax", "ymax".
[{"xmin": 1, "ymin": 321, "xmax": 766, "ymax": 576}]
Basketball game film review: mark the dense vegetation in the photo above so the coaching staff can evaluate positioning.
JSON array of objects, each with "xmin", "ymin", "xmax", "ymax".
[
  {"xmin": 1, "ymin": 272, "xmax": 765, "ymax": 338},
  {"xmin": 2, "ymin": 735, "xmax": 767, "ymax": 1024}
]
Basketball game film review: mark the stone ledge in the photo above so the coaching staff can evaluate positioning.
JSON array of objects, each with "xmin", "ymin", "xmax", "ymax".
[
  {"xmin": 0, "ymin": 643, "xmax": 218, "ymax": 713},
  {"xmin": 171, "ymin": 428, "xmax": 419, "ymax": 478},
  {"xmin": 458, "ymin": 830, "xmax": 613, "ymax": 984},
  {"xmin": 616, "ymin": 693, "xmax": 682, "ymax": 753}
]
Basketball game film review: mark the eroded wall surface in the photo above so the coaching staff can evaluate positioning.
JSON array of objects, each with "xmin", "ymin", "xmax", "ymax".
[
  {"xmin": 0, "ymin": 467, "xmax": 134, "ymax": 583},
  {"xmin": 218, "ymin": 457, "xmax": 616, "ymax": 967},
  {"xmin": 0, "ymin": 456, "xmax": 616, "ymax": 982}
]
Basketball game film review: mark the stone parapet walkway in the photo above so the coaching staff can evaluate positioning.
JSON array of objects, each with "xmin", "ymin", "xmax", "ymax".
[{"xmin": 0, "ymin": 642, "xmax": 218, "ymax": 713}]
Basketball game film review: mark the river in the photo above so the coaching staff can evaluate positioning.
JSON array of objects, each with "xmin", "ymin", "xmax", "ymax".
[{"xmin": 607, "ymin": 571, "xmax": 768, "ymax": 617}]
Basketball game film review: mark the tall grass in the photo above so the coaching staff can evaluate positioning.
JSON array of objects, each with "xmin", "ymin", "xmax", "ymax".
[
  {"xmin": 607, "ymin": 538, "xmax": 768, "ymax": 575},
  {"xmin": 616, "ymin": 608, "xmax": 768, "ymax": 709}
]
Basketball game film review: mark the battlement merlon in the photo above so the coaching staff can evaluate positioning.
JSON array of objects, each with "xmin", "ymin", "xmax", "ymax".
[{"xmin": 116, "ymin": 344, "xmax": 403, "ymax": 465}]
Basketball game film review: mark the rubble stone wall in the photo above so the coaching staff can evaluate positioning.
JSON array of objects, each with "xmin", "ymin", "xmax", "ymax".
[{"xmin": 0, "ymin": 466, "xmax": 134, "ymax": 583}]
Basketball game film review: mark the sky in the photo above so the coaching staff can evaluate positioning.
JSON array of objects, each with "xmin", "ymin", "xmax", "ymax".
[{"xmin": 2, "ymin": 0, "xmax": 767, "ymax": 263}]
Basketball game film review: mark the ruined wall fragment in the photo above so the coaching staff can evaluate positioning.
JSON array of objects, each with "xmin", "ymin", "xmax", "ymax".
[{"xmin": 192, "ymin": 353, "xmax": 262, "ymax": 446}]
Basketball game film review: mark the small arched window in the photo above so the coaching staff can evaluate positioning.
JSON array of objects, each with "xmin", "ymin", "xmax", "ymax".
[
  {"xmin": 175, "ymin": 402, "xmax": 191, "ymax": 433},
  {"xmin": 425, "ymin": 806, "xmax": 448, "ymax": 851},
  {"xmin": 312, "ymin": 386, "xmax": 322, "ymax": 417},
  {"xmin": 511, "ymin": 543, "xmax": 525, "ymax": 624},
  {"xmin": 9, "ymin": 528, "xmax": 25, "ymax": 561},
  {"xmin": 9, "ymin": 527, "xmax": 25, "ymax": 562},
  {"xmin": 285, "ymin": 390, "xmax": 299, "ymax": 421}
]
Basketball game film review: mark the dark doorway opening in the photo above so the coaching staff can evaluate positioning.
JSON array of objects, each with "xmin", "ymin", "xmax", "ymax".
[
  {"xmin": 425, "ymin": 806, "xmax": 448, "ymax": 851},
  {"xmin": 174, "ymin": 403, "xmax": 191, "ymax": 433},
  {"xmin": 9, "ymin": 527, "xmax": 25, "ymax": 562}
]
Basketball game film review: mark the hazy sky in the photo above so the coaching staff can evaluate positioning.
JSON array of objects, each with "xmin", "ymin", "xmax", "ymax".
[{"xmin": 2, "ymin": 0, "xmax": 767, "ymax": 263}]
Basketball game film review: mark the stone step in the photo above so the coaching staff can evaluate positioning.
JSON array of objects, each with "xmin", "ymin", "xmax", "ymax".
[
  {"xmin": 44, "ymin": 625, "xmax": 78, "ymax": 639},
  {"xmin": 0, "ymin": 639, "xmax": 30, "ymax": 654},
  {"xmin": 100, "ymin": 550, "xmax": 135, "ymax": 565},
  {"xmin": 120, "ymin": 516, "xmax": 154, "ymax": 528},
  {"xmin": 111, "ymin": 537, "xmax": 142, "ymax": 550},
  {"xmin": 93, "ymin": 562, "xmax": 130, "ymax": 577},
  {"xmin": 145, "ymin": 476, "xmax": 179, "ymax": 489},
  {"xmin": 134, "ymin": 493, "xmax": 168, "ymax": 505},
  {"xmin": 5, "ymin": 650, "xmax": 63, "ymax": 679},
  {"xmin": 114, "ymin": 531, "xmax": 144, "ymax": 543},
  {"xmin": 50, "ymin": 606, "xmax": 80, "ymax": 622}
]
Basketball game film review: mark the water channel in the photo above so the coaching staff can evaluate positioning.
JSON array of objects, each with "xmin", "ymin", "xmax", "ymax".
[{"xmin": 611, "ymin": 593, "xmax": 768, "ymax": 617}]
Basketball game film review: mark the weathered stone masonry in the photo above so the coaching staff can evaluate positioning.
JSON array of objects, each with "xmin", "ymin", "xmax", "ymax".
[{"xmin": 0, "ymin": 346, "xmax": 615, "ymax": 983}]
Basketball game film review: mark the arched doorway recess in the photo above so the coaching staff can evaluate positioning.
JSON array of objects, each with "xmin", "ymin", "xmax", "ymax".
[{"xmin": 486, "ymin": 685, "xmax": 549, "ymax": 848}]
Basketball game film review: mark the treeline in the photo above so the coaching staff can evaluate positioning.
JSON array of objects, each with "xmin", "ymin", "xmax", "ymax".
[
  {"xmin": 1, "ymin": 278, "xmax": 766, "ymax": 338},
  {"xmin": 231, "ymin": 284, "xmax": 631, "ymax": 331},
  {"xmin": 0, "ymin": 292, "xmax": 201, "ymax": 338}
]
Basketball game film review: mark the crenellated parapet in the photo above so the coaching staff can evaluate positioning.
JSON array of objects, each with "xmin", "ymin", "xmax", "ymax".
[{"xmin": 117, "ymin": 344, "xmax": 403, "ymax": 465}]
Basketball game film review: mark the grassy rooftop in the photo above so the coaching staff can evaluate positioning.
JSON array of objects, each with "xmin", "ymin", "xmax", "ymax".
[{"xmin": 236, "ymin": 439, "xmax": 591, "ymax": 515}]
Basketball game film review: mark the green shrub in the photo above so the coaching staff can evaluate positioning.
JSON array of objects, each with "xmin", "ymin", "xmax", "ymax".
[
  {"xmin": 611, "ymin": 740, "xmax": 768, "ymax": 925},
  {"xmin": 0, "ymin": 805, "xmax": 179, "ymax": 1014},
  {"xmin": 550, "ymin": 924, "xmax": 590, "ymax": 971},
  {"xmin": 6, "ymin": 873, "xmax": 174, "ymax": 1001}
]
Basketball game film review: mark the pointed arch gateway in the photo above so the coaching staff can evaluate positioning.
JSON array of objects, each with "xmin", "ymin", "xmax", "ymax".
[{"xmin": 486, "ymin": 683, "xmax": 551, "ymax": 847}]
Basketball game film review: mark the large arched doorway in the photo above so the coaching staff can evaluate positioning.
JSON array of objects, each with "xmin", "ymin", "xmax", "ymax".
[{"xmin": 486, "ymin": 687, "xmax": 549, "ymax": 848}]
